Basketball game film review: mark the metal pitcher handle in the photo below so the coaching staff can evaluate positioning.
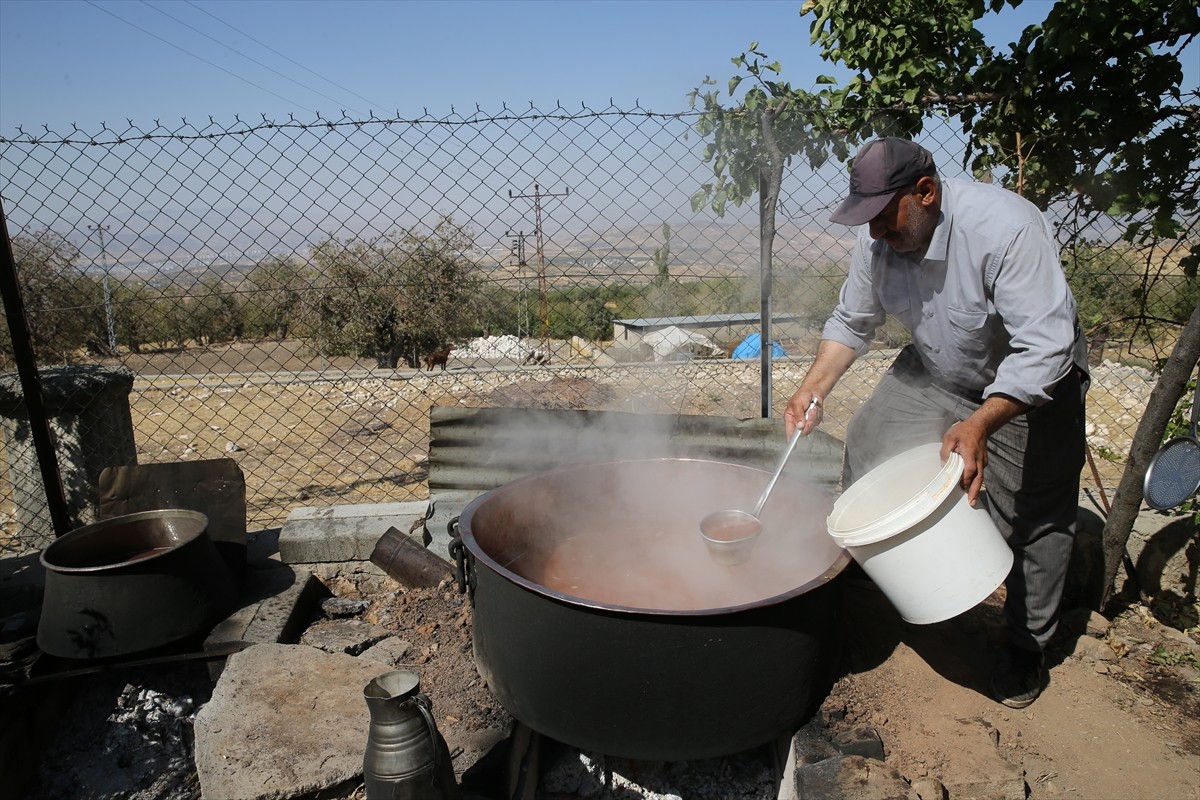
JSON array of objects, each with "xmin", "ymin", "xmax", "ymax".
[{"xmin": 412, "ymin": 692, "xmax": 453, "ymax": 792}]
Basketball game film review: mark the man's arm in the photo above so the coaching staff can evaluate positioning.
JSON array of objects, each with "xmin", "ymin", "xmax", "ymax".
[{"xmin": 785, "ymin": 339, "xmax": 858, "ymax": 437}]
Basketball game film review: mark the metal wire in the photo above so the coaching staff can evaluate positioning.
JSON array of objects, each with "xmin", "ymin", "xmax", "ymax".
[{"xmin": 0, "ymin": 105, "xmax": 1188, "ymax": 552}]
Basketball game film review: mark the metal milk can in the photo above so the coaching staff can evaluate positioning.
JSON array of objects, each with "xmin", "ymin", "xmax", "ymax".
[{"xmin": 363, "ymin": 669, "xmax": 460, "ymax": 800}]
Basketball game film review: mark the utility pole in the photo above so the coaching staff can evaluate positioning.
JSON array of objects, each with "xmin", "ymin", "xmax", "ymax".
[
  {"xmin": 505, "ymin": 230, "xmax": 530, "ymax": 339},
  {"xmin": 87, "ymin": 222, "xmax": 117, "ymax": 355},
  {"xmin": 508, "ymin": 182, "xmax": 569, "ymax": 358}
]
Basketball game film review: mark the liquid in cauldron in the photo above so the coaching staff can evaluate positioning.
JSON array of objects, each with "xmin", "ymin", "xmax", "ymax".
[
  {"xmin": 472, "ymin": 459, "xmax": 841, "ymax": 612},
  {"xmin": 509, "ymin": 513, "xmax": 828, "ymax": 610}
]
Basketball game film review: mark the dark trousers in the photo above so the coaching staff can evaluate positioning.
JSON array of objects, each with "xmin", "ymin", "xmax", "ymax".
[{"xmin": 843, "ymin": 346, "xmax": 1087, "ymax": 651}]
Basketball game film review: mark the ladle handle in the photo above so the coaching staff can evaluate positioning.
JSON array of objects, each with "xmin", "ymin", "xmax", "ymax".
[{"xmin": 752, "ymin": 398, "xmax": 818, "ymax": 518}]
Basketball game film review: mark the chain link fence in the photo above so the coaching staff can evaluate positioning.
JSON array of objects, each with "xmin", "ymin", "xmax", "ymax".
[{"xmin": 0, "ymin": 104, "xmax": 1192, "ymax": 553}]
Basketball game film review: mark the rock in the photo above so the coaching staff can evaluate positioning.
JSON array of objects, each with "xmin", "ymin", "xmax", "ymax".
[
  {"xmin": 792, "ymin": 721, "xmax": 842, "ymax": 767},
  {"xmin": 1068, "ymin": 635, "xmax": 1117, "ymax": 663},
  {"xmin": 793, "ymin": 754, "xmax": 916, "ymax": 799},
  {"xmin": 358, "ymin": 635, "xmax": 414, "ymax": 666},
  {"xmin": 300, "ymin": 618, "xmax": 393, "ymax": 655},
  {"xmin": 321, "ymin": 597, "xmax": 370, "ymax": 618},
  {"xmin": 1085, "ymin": 611, "xmax": 1112, "ymax": 638},
  {"xmin": 831, "ymin": 726, "xmax": 886, "ymax": 761},
  {"xmin": 194, "ymin": 643, "xmax": 390, "ymax": 800},
  {"xmin": 1159, "ymin": 625, "xmax": 1200, "ymax": 651},
  {"xmin": 912, "ymin": 776, "xmax": 948, "ymax": 800}
]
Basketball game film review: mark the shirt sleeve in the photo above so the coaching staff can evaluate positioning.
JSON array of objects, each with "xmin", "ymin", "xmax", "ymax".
[
  {"xmin": 985, "ymin": 222, "xmax": 1079, "ymax": 406},
  {"xmin": 822, "ymin": 232, "xmax": 886, "ymax": 355}
]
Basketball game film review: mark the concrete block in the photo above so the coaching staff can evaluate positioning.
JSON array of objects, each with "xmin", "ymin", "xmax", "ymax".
[{"xmin": 278, "ymin": 501, "xmax": 429, "ymax": 564}]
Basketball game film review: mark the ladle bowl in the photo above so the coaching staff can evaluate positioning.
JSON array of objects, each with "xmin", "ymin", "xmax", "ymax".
[{"xmin": 699, "ymin": 509, "xmax": 763, "ymax": 566}]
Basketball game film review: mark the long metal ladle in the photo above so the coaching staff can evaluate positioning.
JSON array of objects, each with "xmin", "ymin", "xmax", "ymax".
[{"xmin": 699, "ymin": 397, "xmax": 819, "ymax": 565}]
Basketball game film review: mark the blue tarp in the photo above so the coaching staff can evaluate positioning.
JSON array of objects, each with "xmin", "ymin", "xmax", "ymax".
[{"xmin": 731, "ymin": 333, "xmax": 786, "ymax": 359}]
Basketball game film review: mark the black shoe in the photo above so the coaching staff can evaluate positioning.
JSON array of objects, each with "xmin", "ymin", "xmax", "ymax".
[{"xmin": 990, "ymin": 646, "xmax": 1046, "ymax": 709}]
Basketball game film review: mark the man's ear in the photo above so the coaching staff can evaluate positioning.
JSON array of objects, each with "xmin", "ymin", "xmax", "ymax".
[{"xmin": 915, "ymin": 176, "xmax": 939, "ymax": 208}]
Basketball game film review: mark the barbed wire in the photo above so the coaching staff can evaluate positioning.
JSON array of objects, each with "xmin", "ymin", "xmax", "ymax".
[{"xmin": 0, "ymin": 104, "xmax": 711, "ymax": 146}]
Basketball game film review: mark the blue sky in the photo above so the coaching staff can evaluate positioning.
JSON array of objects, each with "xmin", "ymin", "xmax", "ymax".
[{"xmin": 5, "ymin": 0, "xmax": 1179, "ymax": 135}]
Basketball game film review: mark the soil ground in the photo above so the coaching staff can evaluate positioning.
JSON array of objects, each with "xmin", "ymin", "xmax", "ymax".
[{"xmin": 319, "ymin": 565, "xmax": 1200, "ymax": 800}]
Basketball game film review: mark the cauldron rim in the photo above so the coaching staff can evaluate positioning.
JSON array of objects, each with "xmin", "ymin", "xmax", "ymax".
[
  {"xmin": 40, "ymin": 508, "xmax": 210, "ymax": 573},
  {"xmin": 457, "ymin": 456, "xmax": 851, "ymax": 616}
]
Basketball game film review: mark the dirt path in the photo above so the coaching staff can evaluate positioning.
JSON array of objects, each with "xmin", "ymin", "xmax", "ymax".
[{"xmin": 829, "ymin": 582, "xmax": 1199, "ymax": 800}]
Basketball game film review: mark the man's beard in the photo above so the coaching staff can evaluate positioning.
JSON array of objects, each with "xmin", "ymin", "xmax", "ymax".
[{"xmin": 887, "ymin": 198, "xmax": 934, "ymax": 255}]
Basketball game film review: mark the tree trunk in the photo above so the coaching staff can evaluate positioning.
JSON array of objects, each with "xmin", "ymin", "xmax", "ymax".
[
  {"xmin": 757, "ymin": 101, "xmax": 787, "ymax": 419},
  {"xmin": 1100, "ymin": 302, "xmax": 1200, "ymax": 609}
]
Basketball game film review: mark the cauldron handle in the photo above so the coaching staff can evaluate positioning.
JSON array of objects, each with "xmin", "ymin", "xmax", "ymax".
[{"xmin": 447, "ymin": 516, "xmax": 475, "ymax": 599}]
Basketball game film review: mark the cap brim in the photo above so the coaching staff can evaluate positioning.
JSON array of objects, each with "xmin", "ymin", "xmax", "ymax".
[{"xmin": 829, "ymin": 191, "xmax": 897, "ymax": 226}]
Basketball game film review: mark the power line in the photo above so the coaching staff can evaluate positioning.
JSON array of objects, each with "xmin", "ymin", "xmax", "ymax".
[
  {"xmin": 140, "ymin": 0, "xmax": 368, "ymax": 117},
  {"xmin": 87, "ymin": 221, "xmax": 117, "ymax": 355},
  {"xmin": 182, "ymin": 0, "xmax": 388, "ymax": 115},
  {"xmin": 82, "ymin": 0, "xmax": 311, "ymax": 113},
  {"xmin": 508, "ymin": 182, "xmax": 571, "ymax": 358}
]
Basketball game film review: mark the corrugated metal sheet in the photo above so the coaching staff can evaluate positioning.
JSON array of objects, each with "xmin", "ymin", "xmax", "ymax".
[{"xmin": 428, "ymin": 406, "xmax": 844, "ymax": 495}]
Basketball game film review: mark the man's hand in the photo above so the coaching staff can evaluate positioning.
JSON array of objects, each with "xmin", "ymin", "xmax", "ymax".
[
  {"xmin": 786, "ymin": 340, "xmax": 857, "ymax": 438},
  {"xmin": 942, "ymin": 418, "xmax": 989, "ymax": 505},
  {"xmin": 785, "ymin": 392, "xmax": 823, "ymax": 437},
  {"xmin": 941, "ymin": 395, "xmax": 1029, "ymax": 506}
]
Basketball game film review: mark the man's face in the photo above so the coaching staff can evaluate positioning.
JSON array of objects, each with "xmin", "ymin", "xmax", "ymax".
[{"xmin": 867, "ymin": 178, "xmax": 938, "ymax": 253}]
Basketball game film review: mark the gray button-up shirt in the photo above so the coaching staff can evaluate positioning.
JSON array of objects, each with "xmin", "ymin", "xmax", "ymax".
[{"xmin": 823, "ymin": 177, "xmax": 1085, "ymax": 407}]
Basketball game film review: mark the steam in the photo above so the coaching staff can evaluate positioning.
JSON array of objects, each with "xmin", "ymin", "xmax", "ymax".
[{"xmin": 466, "ymin": 452, "xmax": 842, "ymax": 613}]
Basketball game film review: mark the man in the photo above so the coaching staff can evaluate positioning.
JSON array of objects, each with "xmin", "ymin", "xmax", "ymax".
[{"xmin": 786, "ymin": 137, "xmax": 1089, "ymax": 708}]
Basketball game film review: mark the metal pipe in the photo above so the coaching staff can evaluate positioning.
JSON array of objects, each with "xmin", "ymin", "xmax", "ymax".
[{"xmin": 0, "ymin": 198, "xmax": 72, "ymax": 536}]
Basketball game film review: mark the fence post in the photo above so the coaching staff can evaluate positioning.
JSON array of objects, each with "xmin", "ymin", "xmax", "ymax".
[{"xmin": 0, "ymin": 366, "xmax": 137, "ymax": 549}]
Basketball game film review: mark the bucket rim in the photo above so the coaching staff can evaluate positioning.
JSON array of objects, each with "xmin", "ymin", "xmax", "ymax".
[{"xmin": 826, "ymin": 443, "xmax": 963, "ymax": 546}]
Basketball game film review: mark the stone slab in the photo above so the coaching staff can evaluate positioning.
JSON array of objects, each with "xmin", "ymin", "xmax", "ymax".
[
  {"xmin": 204, "ymin": 562, "xmax": 329, "ymax": 654},
  {"xmin": 193, "ymin": 642, "xmax": 389, "ymax": 800},
  {"xmin": 278, "ymin": 501, "xmax": 429, "ymax": 564}
]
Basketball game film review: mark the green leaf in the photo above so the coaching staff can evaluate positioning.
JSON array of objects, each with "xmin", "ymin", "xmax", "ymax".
[{"xmin": 728, "ymin": 76, "xmax": 744, "ymax": 95}]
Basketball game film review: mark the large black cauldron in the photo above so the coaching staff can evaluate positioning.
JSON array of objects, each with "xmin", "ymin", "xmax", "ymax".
[{"xmin": 453, "ymin": 458, "xmax": 849, "ymax": 761}]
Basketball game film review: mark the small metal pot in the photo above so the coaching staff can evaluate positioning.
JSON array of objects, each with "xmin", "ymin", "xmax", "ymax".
[{"xmin": 37, "ymin": 509, "xmax": 237, "ymax": 659}]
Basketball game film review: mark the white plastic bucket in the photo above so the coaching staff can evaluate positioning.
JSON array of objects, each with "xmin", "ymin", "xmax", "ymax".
[{"xmin": 826, "ymin": 443, "xmax": 1013, "ymax": 624}]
